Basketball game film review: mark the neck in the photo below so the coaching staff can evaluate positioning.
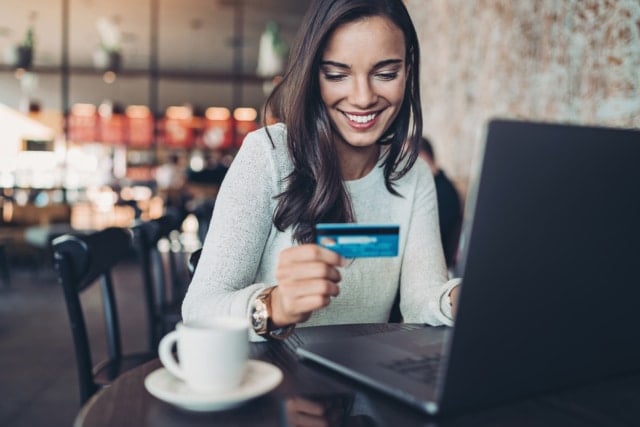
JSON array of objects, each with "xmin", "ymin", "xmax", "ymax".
[{"xmin": 337, "ymin": 144, "xmax": 381, "ymax": 181}]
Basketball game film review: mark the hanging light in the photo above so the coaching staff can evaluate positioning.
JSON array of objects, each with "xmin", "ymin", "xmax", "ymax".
[
  {"xmin": 125, "ymin": 105, "xmax": 151, "ymax": 119},
  {"xmin": 205, "ymin": 107, "xmax": 231, "ymax": 121},
  {"xmin": 233, "ymin": 107, "xmax": 257, "ymax": 122},
  {"xmin": 166, "ymin": 106, "xmax": 193, "ymax": 120}
]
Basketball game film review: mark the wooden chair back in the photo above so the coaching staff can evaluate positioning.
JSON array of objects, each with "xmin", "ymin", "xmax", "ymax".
[
  {"xmin": 131, "ymin": 209, "xmax": 187, "ymax": 349},
  {"xmin": 52, "ymin": 227, "xmax": 154, "ymax": 405}
]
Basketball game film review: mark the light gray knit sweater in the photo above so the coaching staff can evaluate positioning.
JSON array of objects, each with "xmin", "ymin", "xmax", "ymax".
[{"xmin": 182, "ymin": 123, "xmax": 459, "ymax": 341}]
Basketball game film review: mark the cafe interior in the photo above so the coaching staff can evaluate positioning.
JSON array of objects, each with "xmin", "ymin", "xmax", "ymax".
[{"xmin": 1, "ymin": 0, "xmax": 639, "ymax": 426}]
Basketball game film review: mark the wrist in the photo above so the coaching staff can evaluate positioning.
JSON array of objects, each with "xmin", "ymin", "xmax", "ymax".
[
  {"xmin": 250, "ymin": 286, "xmax": 295, "ymax": 340},
  {"xmin": 269, "ymin": 286, "xmax": 291, "ymax": 328}
]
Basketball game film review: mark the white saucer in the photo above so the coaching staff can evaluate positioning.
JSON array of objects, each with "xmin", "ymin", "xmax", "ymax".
[{"xmin": 144, "ymin": 360, "xmax": 283, "ymax": 412}]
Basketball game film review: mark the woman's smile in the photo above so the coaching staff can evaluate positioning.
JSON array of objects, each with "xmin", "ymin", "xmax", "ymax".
[{"xmin": 342, "ymin": 110, "xmax": 381, "ymax": 129}]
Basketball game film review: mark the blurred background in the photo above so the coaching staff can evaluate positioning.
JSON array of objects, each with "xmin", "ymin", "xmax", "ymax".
[
  {"xmin": 0, "ymin": 0, "xmax": 310, "ymax": 260},
  {"xmin": 0, "ymin": 1, "xmax": 639, "ymax": 426}
]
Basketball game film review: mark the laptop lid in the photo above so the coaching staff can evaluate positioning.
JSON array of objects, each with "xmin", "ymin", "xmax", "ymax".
[
  {"xmin": 297, "ymin": 119, "xmax": 640, "ymax": 415},
  {"xmin": 438, "ymin": 118, "xmax": 640, "ymax": 413}
]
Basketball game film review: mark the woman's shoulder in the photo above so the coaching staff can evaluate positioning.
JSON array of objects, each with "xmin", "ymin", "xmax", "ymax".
[
  {"xmin": 243, "ymin": 123, "xmax": 286, "ymax": 148},
  {"xmin": 388, "ymin": 155, "xmax": 436, "ymax": 201},
  {"xmin": 239, "ymin": 123, "xmax": 286, "ymax": 158},
  {"xmin": 394, "ymin": 152, "xmax": 432, "ymax": 184},
  {"xmin": 239, "ymin": 123, "xmax": 292, "ymax": 175},
  {"xmin": 409, "ymin": 155, "xmax": 432, "ymax": 179}
]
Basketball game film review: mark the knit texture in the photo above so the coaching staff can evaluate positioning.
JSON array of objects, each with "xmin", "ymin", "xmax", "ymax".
[{"xmin": 182, "ymin": 123, "xmax": 459, "ymax": 341}]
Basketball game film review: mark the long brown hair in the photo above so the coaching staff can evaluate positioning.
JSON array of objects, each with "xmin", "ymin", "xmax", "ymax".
[{"xmin": 265, "ymin": 0, "xmax": 423, "ymax": 243}]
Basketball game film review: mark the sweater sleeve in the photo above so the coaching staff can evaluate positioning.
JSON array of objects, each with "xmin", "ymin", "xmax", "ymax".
[
  {"xmin": 399, "ymin": 163, "xmax": 460, "ymax": 326},
  {"xmin": 181, "ymin": 129, "xmax": 276, "ymax": 340}
]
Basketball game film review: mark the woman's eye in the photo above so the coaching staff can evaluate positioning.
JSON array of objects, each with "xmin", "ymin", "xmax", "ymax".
[
  {"xmin": 376, "ymin": 72, "xmax": 399, "ymax": 81},
  {"xmin": 323, "ymin": 73, "xmax": 346, "ymax": 81}
]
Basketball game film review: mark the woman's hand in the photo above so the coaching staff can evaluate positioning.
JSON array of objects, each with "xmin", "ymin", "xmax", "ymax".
[
  {"xmin": 284, "ymin": 395, "xmax": 352, "ymax": 427},
  {"xmin": 284, "ymin": 396, "xmax": 328, "ymax": 427},
  {"xmin": 449, "ymin": 285, "xmax": 461, "ymax": 319},
  {"xmin": 271, "ymin": 244, "xmax": 345, "ymax": 327}
]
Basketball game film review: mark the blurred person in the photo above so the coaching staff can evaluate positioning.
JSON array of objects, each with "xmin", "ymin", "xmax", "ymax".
[
  {"xmin": 155, "ymin": 153, "xmax": 187, "ymax": 210},
  {"xmin": 418, "ymin": 136, "xmax": 463, "ymax": 268},
  {"xmin": 155, "ymin": 153, "xmax": 185, "ymax": 190}
]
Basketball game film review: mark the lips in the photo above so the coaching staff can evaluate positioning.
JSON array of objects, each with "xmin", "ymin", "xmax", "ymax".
[
  {"xmin": 344, "ymin": 112, "xmax": 377, "ymax": 123},
  {"xmin": 343, "ymin": 112, "xmax": 379, "ymax": 128}
]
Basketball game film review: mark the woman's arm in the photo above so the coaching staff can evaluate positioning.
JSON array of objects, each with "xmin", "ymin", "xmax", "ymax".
[
  {"xmin": 181, "ymin": 130, "xmax": 277, "ymax": 332},
  {"xmin": 399, "ymin": 162, "xmax": 460, "ymax": 325}
]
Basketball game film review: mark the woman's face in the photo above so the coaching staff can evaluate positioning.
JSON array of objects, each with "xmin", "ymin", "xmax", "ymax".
[{"xmin": 319, "ymin": 15, "xmax": 408, "ymax": 150}]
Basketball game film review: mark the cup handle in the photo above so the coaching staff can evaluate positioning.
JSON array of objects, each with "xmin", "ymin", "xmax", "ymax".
[{"xmin": 158, "ymin": 331, "xmax": 185, "ymax": 381}]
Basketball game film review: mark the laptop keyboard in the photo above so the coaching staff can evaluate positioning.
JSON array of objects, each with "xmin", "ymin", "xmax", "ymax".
[{"xmin": 379, "ymin": 354, "xmax": 442, "ymax": 385}]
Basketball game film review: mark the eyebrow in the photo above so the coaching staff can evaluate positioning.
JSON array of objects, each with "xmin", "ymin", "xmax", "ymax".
[{"xmin": 320, "ymin": 59, "xmax": 404, "ymax": 70}]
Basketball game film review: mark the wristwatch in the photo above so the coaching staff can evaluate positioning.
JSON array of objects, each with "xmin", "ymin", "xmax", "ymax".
[{"xmin": 250, "ymin": 286, "xmax": 295, "ymax": 340}]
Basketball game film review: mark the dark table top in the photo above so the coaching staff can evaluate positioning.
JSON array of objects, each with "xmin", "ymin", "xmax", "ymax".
[{"xmin": 75, "ymin": 323, "xmax": 640, "ymax": 427}]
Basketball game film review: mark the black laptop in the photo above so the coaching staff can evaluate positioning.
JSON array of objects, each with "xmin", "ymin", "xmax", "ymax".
[{"xmin": 296, "ymin": 119, "xmax": 640, "ymax": 415}]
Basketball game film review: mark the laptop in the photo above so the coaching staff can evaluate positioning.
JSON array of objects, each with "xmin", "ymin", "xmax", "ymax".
[{"xmin": 296, "ymin": 118, "xmax": 640, "ymax": 415}]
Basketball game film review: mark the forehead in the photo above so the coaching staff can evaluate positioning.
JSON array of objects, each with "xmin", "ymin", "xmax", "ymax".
[{"xmin": 322, "ymin": 15, "xmax": 406, "ymax": 63}]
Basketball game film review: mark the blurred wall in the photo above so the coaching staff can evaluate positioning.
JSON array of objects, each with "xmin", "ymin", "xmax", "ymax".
[
  {"xmin": 0, "ymin": 0, "xmax": 306, "ymax": 114},
  {"xmin": 406, "ymin": 0, "xmax": 640, "ymax": 196}
]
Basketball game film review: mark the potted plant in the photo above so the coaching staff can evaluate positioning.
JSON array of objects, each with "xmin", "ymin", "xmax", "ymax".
[
  {"xmin": 93, "ymin": 17, "xmax": 122, "ymax": 72},
  {"xmin": 15, "ymin": 26, "xmax": 35, "ymax": 69}
]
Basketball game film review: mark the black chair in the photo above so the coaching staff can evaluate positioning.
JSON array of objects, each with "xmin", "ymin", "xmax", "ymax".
[
  {"xmin": 52, "ymin": 227, "xmax": 156, "ymax": 405},
  {"xmin": 131, "ymin": 210, "xmax": 188, "ymax": 349},
  {"xmin": 0, "ymin": 241, "xmax": 10, "ymax": 287},
  {"xmin": 191, "ymin": 199, "xmax": 215, "ymax": 244},
  {"xmin": 188, "ymin": 247, "xmax": 202, "ymax": 277}
]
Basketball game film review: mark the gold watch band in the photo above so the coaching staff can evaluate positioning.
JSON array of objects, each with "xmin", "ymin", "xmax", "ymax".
[{"xmin": 251, "ymin": 286, "xmax": 296, "ymax": 340}]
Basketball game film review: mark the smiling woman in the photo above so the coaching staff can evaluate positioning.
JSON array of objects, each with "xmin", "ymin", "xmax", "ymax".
[{"xmin": 182, "ymin": 0, "xmax": 461, "ymax": 343}]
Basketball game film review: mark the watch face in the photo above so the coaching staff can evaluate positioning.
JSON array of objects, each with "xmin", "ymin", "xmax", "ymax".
[{"xmin": 251, "ymin": 299, "xmax": 268, "ymax": 331}]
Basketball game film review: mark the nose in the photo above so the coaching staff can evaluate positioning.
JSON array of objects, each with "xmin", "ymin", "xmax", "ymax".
[{"xmin": 349, "ymin": 76, "xmax": 377, "ymax": 108}]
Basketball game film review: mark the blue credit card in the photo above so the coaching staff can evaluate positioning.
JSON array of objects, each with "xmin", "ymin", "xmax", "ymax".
[{"xmin": 315, "ymin": 223, "xmax": 400, "ymax": 258}]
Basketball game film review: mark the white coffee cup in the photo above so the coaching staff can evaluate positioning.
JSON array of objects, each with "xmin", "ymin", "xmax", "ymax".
[{"xmin": 158, "ymin": 317, "xmax": 250, "ymax": 393}]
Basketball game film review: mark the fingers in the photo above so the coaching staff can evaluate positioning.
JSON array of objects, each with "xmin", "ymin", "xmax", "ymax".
[
  {"xmin": 271, "ymin": 281, "xmax": 338, "ymax": 326},
  {"xmin": 286, "ymin": 396, "xmax": 326, "ymax": 417},
  {"xmin": 284, "ymin": 290, "xmax": 334, "ymax": 313},
  {"xmin": 275, "ymin": 244, "xmax": 343, "ymax": 297},
  {"xmin": 449, "ymin": 285, "xmax": 461, "ymax": 318},
  {"xmin": 271, "ymin": 244, "xmax": 346, "ymax": 326},
  {"xmin": 278, "ymin": 279, "xmax": 340, "ymax": 299},
  {"xmin": 276, "ymin": 244, "xmax": 344, "ymax": 286},
  {"xmin": 285, "ymin": 397, "xmax": 329, "ymax": 427},
  {"xmin": 279, "ymin": 244, "xmax": 346, "ymax": 267},
  {"xmin": 276, "ymin": 261, "xmax": 342, "ymax": 283}
]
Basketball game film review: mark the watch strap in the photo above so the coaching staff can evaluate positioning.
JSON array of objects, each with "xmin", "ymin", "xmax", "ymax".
[
  {"xmin": 252, "ymin": 286, "xmax": 296, "ymax": 340},
  {"xmin": 268, "ymin": 322, "xmax": 296, "ymax": 340}
]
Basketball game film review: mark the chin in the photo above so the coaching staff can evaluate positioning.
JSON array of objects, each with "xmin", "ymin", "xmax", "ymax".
[
  {"xmin": 348, "ymin": 140, "xmax": 379, "ymax": 149},
  {"xmin": 345, "ymin": 132, "xmax": 385, "ymax": 147}
]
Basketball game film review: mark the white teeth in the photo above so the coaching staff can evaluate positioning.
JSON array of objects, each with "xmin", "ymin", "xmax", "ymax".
[{"xmin": 345, "ymin": 112, "xmax": 376, "ymax": 124}]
